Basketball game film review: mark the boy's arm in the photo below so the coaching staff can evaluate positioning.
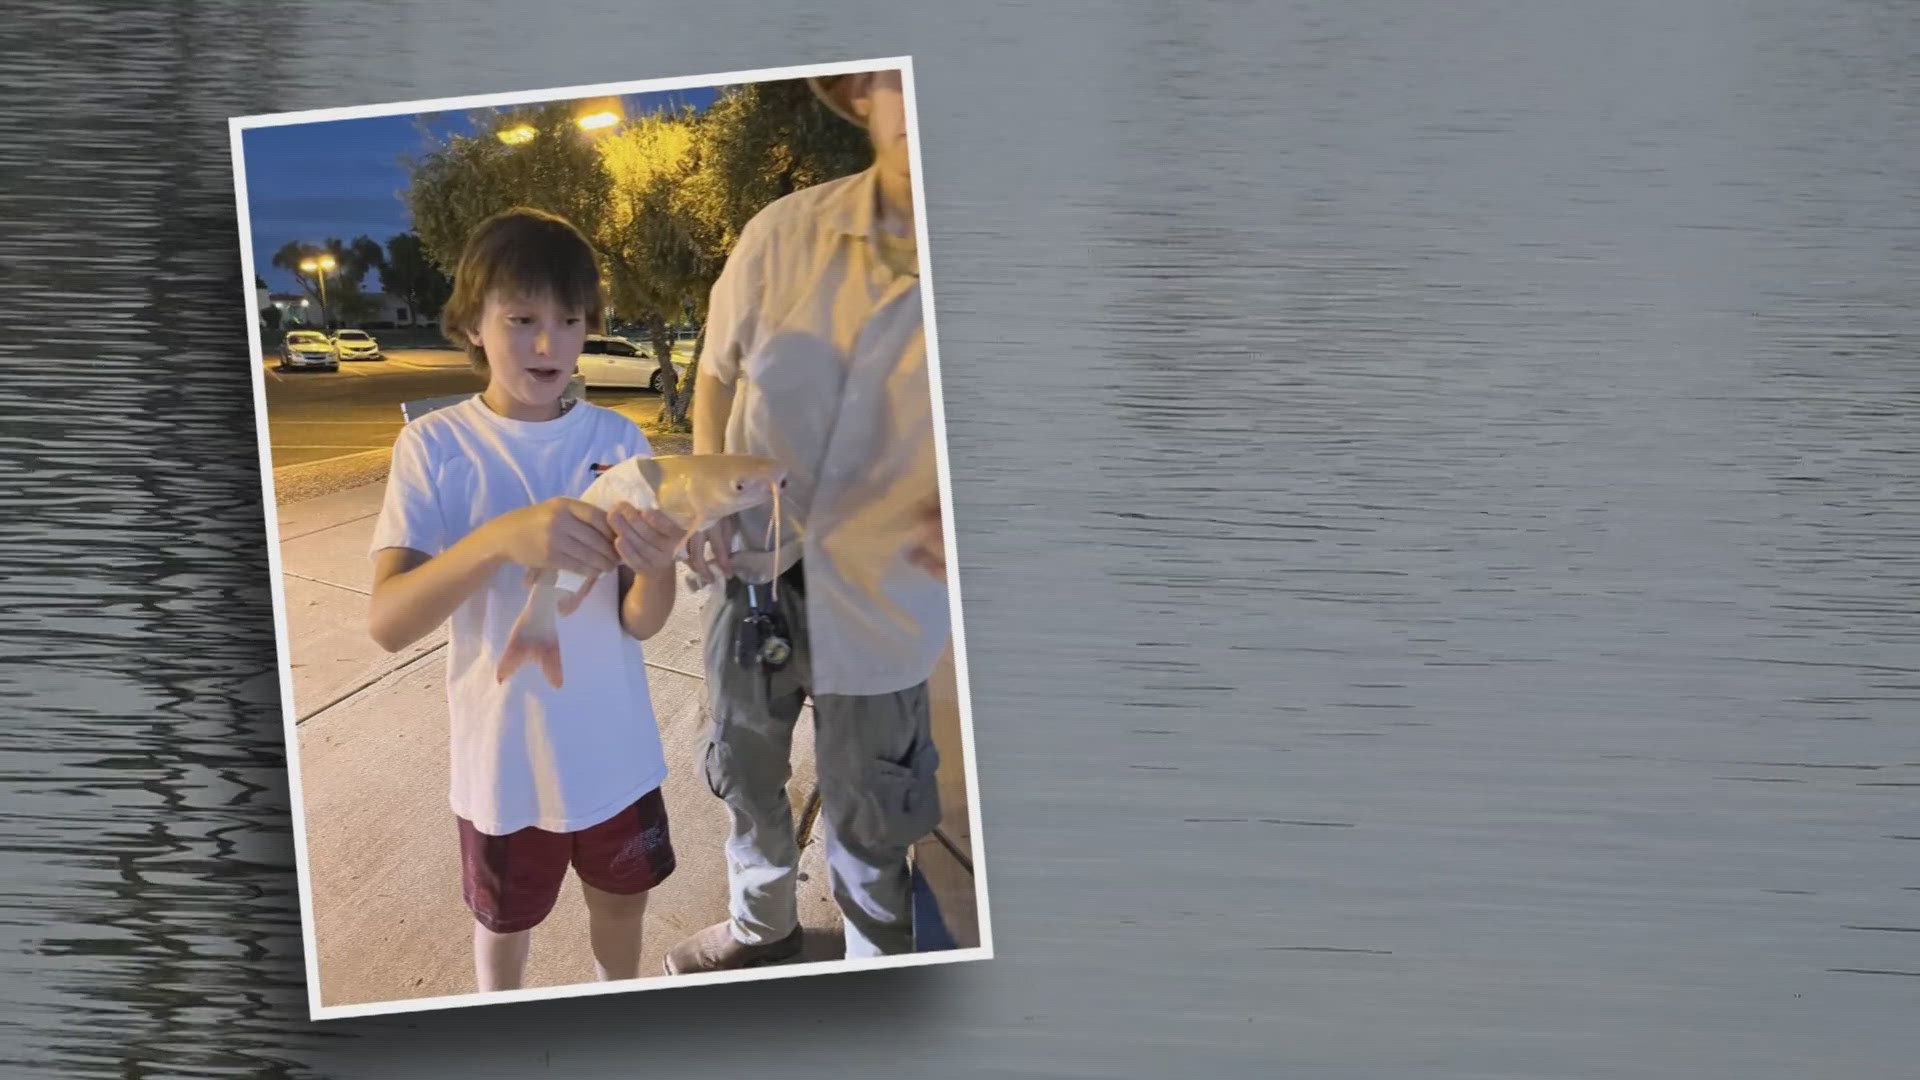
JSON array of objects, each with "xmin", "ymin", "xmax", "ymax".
[
  {"xmin": 618, "ymin": 562, "xmax": 677, "ymax": 640},
  {"xmin": 610, "ymin": 504, "xmax": 684, "ymax": 640},
  {"xmin": 368, "ymin": 535, "xmax": 509, "ymax": 652},
  {"xmin": 369, "ymin": 499, "xmax": 616, "ymax": 653}
]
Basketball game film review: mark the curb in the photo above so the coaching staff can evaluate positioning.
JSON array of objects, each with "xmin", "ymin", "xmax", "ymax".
[{"xmin": 273, "ymin": 448, "xmax": 393, "ymax": 506}]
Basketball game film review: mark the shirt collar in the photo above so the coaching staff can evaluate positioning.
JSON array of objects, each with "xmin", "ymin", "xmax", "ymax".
[{"xmin": 826, "ymin": 165, "xmax": 882, "ymax": 240}]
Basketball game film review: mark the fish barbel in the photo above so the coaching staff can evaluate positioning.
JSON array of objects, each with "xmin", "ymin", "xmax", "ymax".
[{"xmin": 498, "ymin": 453, "xmax": 787, "ymax": 688}]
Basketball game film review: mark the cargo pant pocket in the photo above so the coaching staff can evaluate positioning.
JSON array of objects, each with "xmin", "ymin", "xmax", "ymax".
[
  {"xmin": 854, "ymin": 736, "xmax": 942, "ymax": 850},
  {"xmin": 703, "ymin": 723, "xmax": 791, "ymax": 816},
  {"xmin": 702, "ymin": 739, "xmax": 732, "ymax": 802}
]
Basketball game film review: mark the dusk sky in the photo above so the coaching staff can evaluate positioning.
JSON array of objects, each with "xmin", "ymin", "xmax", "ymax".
[{"xmin": 241, "ymin": 86, "xmax": 722, "ymax": 296}]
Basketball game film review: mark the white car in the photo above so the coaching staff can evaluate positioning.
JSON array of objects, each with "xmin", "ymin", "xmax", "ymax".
[
  {"xmin": 279, "ymin": 330, "xmax": 337, "ymax": 372},
  {"xmin": 578, "ymin": 334, "xmax": 688, "ymax": 393},
  {"xmin": 331, "ymin": 328, "xmax": 383, "ymax": 361}
]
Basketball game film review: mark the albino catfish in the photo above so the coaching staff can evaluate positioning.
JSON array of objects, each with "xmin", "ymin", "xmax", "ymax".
[{"xmin": 498, "ymin": 453, "xmax": 788, "ymax": 688}]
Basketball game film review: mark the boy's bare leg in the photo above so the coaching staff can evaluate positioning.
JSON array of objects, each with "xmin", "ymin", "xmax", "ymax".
[
  {"xmin": 581, "ymin": 880, "xmax": 649, "ymax": 981},
  {"xmin": 473, "ymin": 922, "xmax": 532, "ymax": 992}
]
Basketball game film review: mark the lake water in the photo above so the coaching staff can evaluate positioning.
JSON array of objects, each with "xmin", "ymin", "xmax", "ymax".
[{"xmin": 0, "ymin": 1, "xmax": 1913, "ymax": 1076}]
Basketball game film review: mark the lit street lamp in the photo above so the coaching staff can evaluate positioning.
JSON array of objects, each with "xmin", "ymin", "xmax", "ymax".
[
  {"xmin": 298, "ymin": 254, "xmax": 337, "ymax": 330},
  {"xmin": 495, "ymin": 105, "xmax": 622, "ymax": 146}
]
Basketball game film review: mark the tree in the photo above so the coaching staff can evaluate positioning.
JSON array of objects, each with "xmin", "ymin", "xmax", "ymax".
[
  {"xmin": 270, "ymin": 241, "xmax": 330, "ymax": 325},
  {"xmin": 345, "ymin": 235, "xmax": 386, "ymax": 288},
  {"xmin": 598, "ymin": 110, "xmax": 704, "ymax": 421},
  {"xmin": 269, "ymin": 235, "xmax": 386, "ymax": 329},
  {"xmin": 401, "ymin": 82, "xmax": 871, "ymax": 430},
  {"xmin": 262, "ymin": 305, "xmax": 282, "ymax": 332},
  {"xmin": 380, "ymin": 231, "xmax": 453, "ymax": 324},
  {"xmin": 334, "ymin": 287, "xmax": 382, "ymax": 327},
  {"xmin": 406, "ymin": 101, "xmax": 614, "ymax": 274},
  {"xmin": 689, "ymin": 79, "xmax": 869, "ymax": 249}
]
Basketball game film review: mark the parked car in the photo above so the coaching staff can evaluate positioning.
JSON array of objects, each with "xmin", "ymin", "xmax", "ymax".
[
  {"xmin": 578, "ymin": 334, "xmax": 687, "ymax": 393},
  {"xmin": 280, "ymin": 330, "xmax": 338, "ymax": 372},
  {"xmin": 331, "ymin": 328, "xmax": 383, "ymax": 360}
]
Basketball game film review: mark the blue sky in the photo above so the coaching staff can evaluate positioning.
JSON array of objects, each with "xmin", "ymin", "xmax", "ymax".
[{"xmin": 241, "ymin": 87, "xmax": 721, "ymax": 295}]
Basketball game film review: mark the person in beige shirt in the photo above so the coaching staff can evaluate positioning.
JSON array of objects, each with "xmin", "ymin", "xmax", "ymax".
[{"xmin": 664, "ymin": 69, "xmax": 952, "ymax": 973}]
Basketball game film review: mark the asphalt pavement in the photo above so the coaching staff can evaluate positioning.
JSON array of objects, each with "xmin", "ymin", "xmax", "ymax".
[{"xmin": 262, "ymin": 349, "xmax": 672, "ymax": 469}]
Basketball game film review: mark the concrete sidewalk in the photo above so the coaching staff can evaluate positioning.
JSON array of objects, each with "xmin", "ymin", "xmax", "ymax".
[{"xmin": 276, "ymin": 455, "xmax": 977, "ymax": 1010}]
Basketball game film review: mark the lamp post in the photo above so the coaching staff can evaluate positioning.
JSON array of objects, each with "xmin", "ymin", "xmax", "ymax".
[{"xmin": 298, "ymin": 254, "xmax": 337, "ymax": 330}]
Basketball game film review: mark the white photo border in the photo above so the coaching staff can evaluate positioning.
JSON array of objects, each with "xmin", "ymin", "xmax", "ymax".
[{"xmin": 228, "ymin": 54, "xmax": 992, "ymax": 1023}]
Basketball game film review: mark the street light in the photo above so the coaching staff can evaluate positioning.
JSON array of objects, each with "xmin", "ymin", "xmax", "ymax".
[
  {"xmin": 298, "ymin": 254, "xmax": 337, "ymax": 330},
  {"xmin": 496, "ymin": 103, "xmax": 620, "ymax": 147}
]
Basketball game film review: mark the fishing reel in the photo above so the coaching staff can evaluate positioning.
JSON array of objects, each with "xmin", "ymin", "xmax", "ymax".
[{"xmin": 734, "ymin": 580, "xmax": 793, "ymax": 672}]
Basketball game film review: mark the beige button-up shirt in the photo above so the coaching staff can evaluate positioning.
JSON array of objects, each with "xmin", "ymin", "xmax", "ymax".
[{"xmin": 701, "ymin": 166, "xmax": 950, "ymax": 697}]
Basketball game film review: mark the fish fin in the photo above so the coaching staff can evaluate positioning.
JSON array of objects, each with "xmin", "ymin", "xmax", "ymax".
[
  {"xmin": 499, "ymin": 569, "xmax": 564, "ymax": 689},
  {"xmin": 668, "ymin": 526, "xmax": 706, "ymax": 594},
  {"xmin": 499, "ymin": 627, "xmax": 565, "ymax": 689}
]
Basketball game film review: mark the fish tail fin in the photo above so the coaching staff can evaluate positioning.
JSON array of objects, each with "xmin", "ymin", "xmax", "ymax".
[{"xmin": 499, "ymin": 569, "xmax": 564, "ymax": 689}]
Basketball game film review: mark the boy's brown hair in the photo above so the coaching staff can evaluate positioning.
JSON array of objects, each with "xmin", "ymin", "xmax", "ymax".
[{"xmin": 440, "ymin": 207, "xmax": 604, "ymax": 374}]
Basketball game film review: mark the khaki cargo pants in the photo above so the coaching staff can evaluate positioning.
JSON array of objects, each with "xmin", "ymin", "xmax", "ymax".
[{"xmin": 700, "ymin": 566, "xmax": 941, "ymax": 957}]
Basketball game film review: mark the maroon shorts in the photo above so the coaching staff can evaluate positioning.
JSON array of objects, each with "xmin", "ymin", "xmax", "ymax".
[{"xmin": 457, "ymin": 788, "xmax": 676, "ymax": 934}]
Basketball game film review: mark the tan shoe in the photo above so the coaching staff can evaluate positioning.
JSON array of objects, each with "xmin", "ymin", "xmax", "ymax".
[{"xmin": 663, "ymin": 921, "xmax": 803, "ymax": 975}]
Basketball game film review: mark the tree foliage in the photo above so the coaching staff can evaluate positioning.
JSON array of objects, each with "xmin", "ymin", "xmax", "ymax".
[
  {"xmin": 401, "ymin": 78, "xmax": 873, "ymax": 428},
  {"xmin": 268, "ymin": 235, "xmax": 385, "ymax": 328},
  {"xmin": 406, "ymin": 101, "xmax": 614, "ymax": 275},
  {"xmin": 690, "ymin": 79, "xmax": 870, "ymax": 249},
  {"xmin": 380, "ymin": 232, "xmax": 453, "ymax": 323}
]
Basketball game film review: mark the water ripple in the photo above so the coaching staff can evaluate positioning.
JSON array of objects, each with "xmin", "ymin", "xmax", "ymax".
[{"xmin": 0, "ymin": 3, "xmax": 328, "ymax": 1075}]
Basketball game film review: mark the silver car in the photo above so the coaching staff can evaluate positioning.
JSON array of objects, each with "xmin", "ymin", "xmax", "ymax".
[
  {"xmin": 578, "ymin": 334, "xmax": 687, "ymax": 393},
  {"xmin": 280, "ymin": 330, "xmax": 338, "ymax": 372}
]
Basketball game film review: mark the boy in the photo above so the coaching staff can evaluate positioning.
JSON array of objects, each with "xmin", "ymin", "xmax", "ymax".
[{"xmin": 366, "ymin": 207, "xmax": 686, "ymax": 992}]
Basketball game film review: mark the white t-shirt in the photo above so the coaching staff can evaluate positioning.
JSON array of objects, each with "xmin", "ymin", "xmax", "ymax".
[{"xmin": 369, "ymin": 396, "xmax": 666, "ymax": 836}]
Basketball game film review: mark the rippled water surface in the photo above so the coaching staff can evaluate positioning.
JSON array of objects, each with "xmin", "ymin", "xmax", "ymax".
[{"xmin": 1, "ymin": 1, "xmax": 1914, "ymax": 1076}]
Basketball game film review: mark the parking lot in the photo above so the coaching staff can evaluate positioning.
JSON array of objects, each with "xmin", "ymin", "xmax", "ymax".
[{"xmin": 262, "ymin": 349, "xmax": 668, "ymax": 469}]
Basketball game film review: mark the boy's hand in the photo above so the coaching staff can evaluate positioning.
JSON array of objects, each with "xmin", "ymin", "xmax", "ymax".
[
  {"xmin": 685, "ymin": 515, "xmax": 738, "ymax": 585},
  {"xmin": 490, "ymin": 498, "xmax": 617, "ymax": 576},
  {"xmin": 610, "ymin": 504, "xmax": 684, "ymax": 575}
]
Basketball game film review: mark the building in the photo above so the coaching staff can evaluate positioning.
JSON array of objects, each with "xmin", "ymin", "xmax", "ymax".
[
  {"xmin": 263, "ymin": 291, "xmax": 317, "ymax": 326},
  {"xmin": 364, "ymin": 292, "xmax": 434, "ymax": 328},
  {"xmin": 257, "ymin": 289, "xmax": 433, "ymax": 330}
]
